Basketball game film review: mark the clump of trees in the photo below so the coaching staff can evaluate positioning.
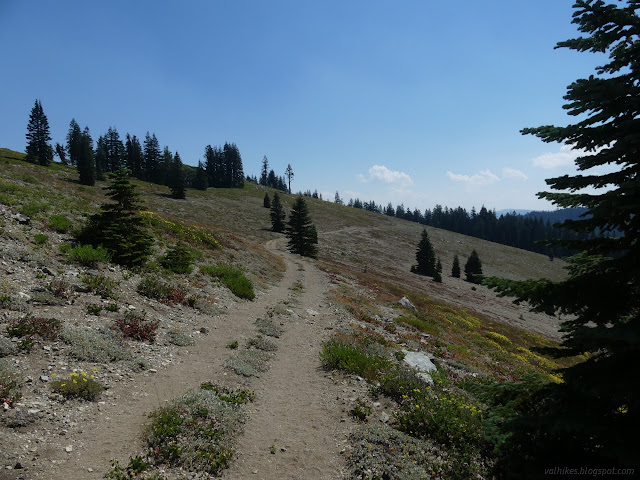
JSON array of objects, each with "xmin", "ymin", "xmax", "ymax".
[{"xmin": 258, "ymin": 155, "xmax": 289, "ymax": 192}]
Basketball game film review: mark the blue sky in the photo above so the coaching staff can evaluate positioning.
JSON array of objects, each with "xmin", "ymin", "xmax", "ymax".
[{"xmin": 0, "ymin": 1, "xmax": 603, "ymax": 211}]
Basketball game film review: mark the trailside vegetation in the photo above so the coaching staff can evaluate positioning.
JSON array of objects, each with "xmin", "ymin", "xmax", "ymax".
[{"xmin": 286, "ymin": 196, "xmax": 317, "ymax": 258}]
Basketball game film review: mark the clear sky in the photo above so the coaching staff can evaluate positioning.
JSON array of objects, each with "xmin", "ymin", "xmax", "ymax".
[{"xmin": 0, "ymin": 1, "xmax": 604, "ymax": 211}]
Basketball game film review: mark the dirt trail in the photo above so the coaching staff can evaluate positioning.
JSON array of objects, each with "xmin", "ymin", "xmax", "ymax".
[{"xmin": 31, "ymin": 238, "xmax": 348, "ymax": 479}]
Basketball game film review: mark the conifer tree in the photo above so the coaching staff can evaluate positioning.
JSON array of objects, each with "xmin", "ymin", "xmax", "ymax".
[
  {"xmin": 286, "ymin": 196, "xmax": 317, "ymax": 258},
  {"xmin": 55, "ymin": 143, "xmax": 67, "ymax": 165},
  {"xmin": 143, "ymin": 132, "xmax": 161, "ymax": 182},
  {"xmin": 260, "ymin": 155, "xmax": 269, "ymax": 186},
  {"xmin": 169, "ymin": 152, "xmax": 186, "ymax": 199},
  {"xmin": 451, "ymin": 254, "xmax": 461, "ymax": 278},
  {"xmin": 193, "ymin": 161, "xmax": 208, "ymax": 190},
  {"xmin": 485, "ymin": 1, "xmax": 640, "ymax": 474},
  {"xmin": 94, "ymin": 135, "xmax": 107, "ymax": 180},
  {"xmin": 411, "ymin": 229, "xmax": 436, "ymax": 277},
  {"xmin": 77, "ymin": 127, "xmax": 96, "ymax": 186},
  {"xmin": 270, "ymin": 192, "xmax": 286, "ymax": 233},
  {"xmin": 285, "ymin": 164, "xmax": 294, "ymax": 194},
  {"xmin": 66, "ymin": 119, "xmax": 82, "ymax": 167},
  {"xmin": 464, "ymin": 250, "xmax": 482, "ymax": 283},
  {"xmin": 263, "ymin": 192, "xmax": 271, "ymax": 209},
  {"xmin": 77, "ymin": 169, "xmax": 152, "ymax": 267},
  {"xmin": 25, "ymin": 99, "xmax": 53, "ymax": 166},
  {"xmin": 433, "ymin": 258, "xmax": 443, "ymax": 283},
  {"xmin": 125, "ymin": 134, "xmax": 144, "ymax": 179}
]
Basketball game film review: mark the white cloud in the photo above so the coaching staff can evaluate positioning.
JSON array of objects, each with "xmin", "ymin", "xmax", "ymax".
[
  {"xmin": 359, "ymin": 165, "xmax": 413, "ymax": 186},
  {"xmin": 532, "ymin": 144, "xmax": 579, "ymax": 169},
  {"xmin": 502, "ymin": 167, "xmax": 528, "ymax": 180},
  {"xmin": 446, "ymin": 169, "xmax": 500, "ymax": 186}
]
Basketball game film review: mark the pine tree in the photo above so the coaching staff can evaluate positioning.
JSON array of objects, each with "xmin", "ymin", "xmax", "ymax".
[
  {"xmin": 55, "ymin": 143, "xmax": 67, "ymax": 165},
  {"xmin": 464, "ymin": 250, "xmax": 482, "ymax": 283},
  {"xmin": 433, "ymin": 258, "xmax": 443, "ymax": 283},
  {"xmin": 263, "ymin": 192, "xmax": 271, "ymax": 209},
  {"xmin": 285, "ymin": 164, "xmax": 294, "ymax": 194},
  {"xmin": 77, "ymin": 127, "xmax": 95, "ymax": 186},
  {"xmin": 286, "ymin": 196, "xmax": 317, "ymax": 258},
  {"xmin": 143, "ymin": 132, "xmax": 161, "ymax": 182},
  {"xmin": 451, "ymin": 254, "xmax": 461, "ymax": 278},
  {"xmin": 485, "ymin": 1, "xmax": 640, "ymax": 474},
  {"xmin": 94, "ymin": 135, "xmax": 107, "ymax": 180},
  {"xmin": 260, "ymin": 155, "xmax": 269, "ymax": 186},
  {"xmin": 25, "ymin": 99, "xmax": 53, "ymax": 166},
  {"xmin": 77, "ymin": 169, "xmax": 152, "ymax": 267},
  {"xmin": 270, "ymin": 192, "xmax": 286, "ymax": 233},
  {"xmin": 411, "ymin": 229, "xmax": 436, "ymax": 277},
  {"xmin": 334, "ymin": 191, "xmax": 343, "ymax": 205},
  {"xmin": 66, "ymin": 119, "xmax": 82, "ymax": 167},
  {"xmin": 193, "ymin": 161, "xmax": 208, "ymax": 190},
  {"xmin": 104, "ymin": 127, "xmax": 125, "ymax": 172},
  {"xmin": 169, "ymin": 152, "xmax": 186, "ymax": 199},
  {"xmin": 125, "ymin": 134, "xmax": 144, "ymax": 179}
]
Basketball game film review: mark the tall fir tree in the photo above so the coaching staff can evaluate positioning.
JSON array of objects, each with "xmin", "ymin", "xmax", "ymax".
[
  {"xmin": 77, "ymin": 169, "xmax": 152, "ymax": 267},
  {"xmin": 451, "ymin": 254, "xmax": 461, "ymax": 278},
  {"xmin": 285, "ymin": 164, "xmax": 294, "ymax": 194},
  {"xmin": 143, "ymin": 132, "xmax": 161, "ymax": 183},
  {"xmin": 193, "ymin": 161, "xmax": 208, "ymax": 190},
  {"xmin": 25, "ymin": 99, "xmax": 53, "ymax": 166},
  {"xmin": 125, "ymin": 134, "xmax": 144, "ymax": 179},
  {"xmin": 485, "ymin": 0, "xmax": 640, "ymax": 474},
  {"xmin": 464, "ymin": 250, "xmax": 482, "ymax": 283},
  {"xmin": 169, "ymin": 152, "xmax": 186, "ymax": 199},
  {"xmin": 55, "ymin": 143, "xmax": 67, "ymax": 165},
  {"xmin": 77, "ymin": 127, "xmax": 96, "ymax": 186},
  {"xmin": 270, "ymin": 192, "xmax": 286, "ymax": 233},
  {"xmin": 263, "ymin": 192, "xmax": 271, "ymax": 209},
  {"xmin": 104, "ymin": 127, "xmax": 125, "ymax": 172},
  {"xmin": 94, "ymin": 135, "xmax": 107, "ymax": 180},
  {"xmin": 286, "ymin": 196, "xmax": 317, "ymax": 258},
  {"xmin": 260, "ymin": 155, "xmax": 269, "ymax": 186},
  {"xmin": 204, "ymin": 144, "xmax": 224, "ymax": 188},
  {"xmin": 66, "ymin": 118, "xmax": 82, "ymax": 167},
  {"xmin": 411, "ymin": 229, "xmax": 436, "ymax": 277}
]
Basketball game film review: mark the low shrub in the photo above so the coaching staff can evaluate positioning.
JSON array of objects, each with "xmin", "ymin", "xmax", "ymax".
[
  {"xmin": 159, "ymin": 242, "xmax": 195, "ymax": 274},
  {"xmin": 0, "ymin": 337, "xmax": 17, "ymax": 357},
  {"xmin": 82, "ymin": 274, "xmax": 119, "ymax": 299},
  {"xmin": 224, "ymin": 350, "xmax": 271, "ymax": 377},
  {"xmin": 47, "ymin": 278, "xmax": 72, "ymax": 299},
  {"xmin": 136, "ymin": 276, "xmax": 188, "ymax": 306},
  {"xmin": 66, "ymin": 244, "xmax": 111, "ymax": 267},
  {"xmin": 86, "ymin": 304, "xmax": 102, "ymax": 316},
  {"xmin": 255, "ymin": 318, "xmax": 283, "ymax": 338},
  {"xmin": 246, "ymin": 336, "xmax": 278, "ymax": 352},
  {"xmin": 51, "ymin": 369, "xmax": 103, "ymax": 401},
  {"xmin": 20, "ymin": 200, "xmax": 48, "ymax": 217},
  {"xmin": 320, "ymin": 338, "xmax": 391, "ymax": 382},
  {"xmin": 165, "ymin": 329, "xmax": 195, "ymax": 346},
  {"xmin": 114, "ymin": 311, "xmax": 159, "ymax": 342},
  {"xmin": 34, "ymin": 233, "xmax": 48, "ymax": 245},
  {"xmin": 0, "ymin": 359, "xmax": 21, "ymax": 406},
  {"xmin": 351, "ymin": 398, "xmax": 373, "ymax": 421},
  {"xmin": 200, "ymin": 264, "xmax": 255, "ymax": 300},
  {"xmin": 145, "ymin": 388, "xmax": 249, "ymax": 474},
  {"xmin": 105, "ymin": 302, "xmax": 119, "ymax": 312},
  {"xmin": 200, "ymin": 382, "xmax": 255, "ymax": 404},
  {"xmin": 5, "ymin": 315, "xmax": 62, "ymax": 340},
  {"xmin": 60, "ymin": 326, "xmax": 131, "ymax": 363},
  {"xmin": 226, "ymin": 340, "xmax": 238, "ymax": 349},
  {"xmin": 48, "ymin": 214, "xmax": 73, "ymax": 233}
]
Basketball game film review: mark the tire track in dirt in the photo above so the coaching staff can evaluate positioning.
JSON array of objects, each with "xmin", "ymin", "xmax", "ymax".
[
  {"xmin": 223, "ymin": 240, "xmax": 349, "ymax": 480},
  {"xmin": 36, "ymin": 240, "xmax": 312, "ymax": 479}
]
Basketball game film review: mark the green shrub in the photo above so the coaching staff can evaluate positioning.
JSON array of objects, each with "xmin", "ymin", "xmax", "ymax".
[
  {"xmin": 66, "ymin": 244, "xmax": 111, "ymax": 267},
  {"xmin": 60, "ymin": 326, "xmax": 131, "ymax": 363},
  {"xmin": 145, "ymin": 388, "xmax": 249, "ymax": 474},
  {"xmin": 48, "ymin": 214, "xmax": 73, "ymax": 233},
  {"xmin": 320, "ymin": 338, "xmax": 391, "ymax": 382},
  {"xmin": 47, "ymin": 278, "xmax": 72, "ymax": 299},
  {"xmin": 351, "ymin": 398, "xmax": 373, "ymax": 421},
  {"xmin": 51, "ymin": 369, "xmax": 103, "ymax": 401},
  {"xmin": 20, "ymin": 200, "xmax": 48, "ymax": 217},
  {"xmin": 0, "ymin": 359, "xmax": 22, "ymax": 406},
  {"xmin": 105, "ymin": 302, "xmax": 119, "ymax": 312},
  {"xmin": 113, "ymin": 311, "xmax": 159, "ymax": 342},
  {"xmin": 200, "ymin": 382, "xmax": 255, "ymax": 404},
  {"xmin": 200, "ymin": 264, "xmax": 255, "ymax": 300},
  {"xmin": 86, "ymin": 304, "xmax": 102, "ymax": 316},
  {"xmin": 159, "ymin": 242, "xmax": 195, "ymax": 274},
  {"xmin": 34, "ymin": 233, "xmax": 48, "ymax": 245},
  {"xmin": 226, "ymin": 340, "xmax": 239, "ymax": 350},
  {"xmin": 82, "ymin": 274, "xmax": 119, "ymax": 299},
  {"xmin": 136, "ymin": 276, "xmax": 188, "ymax": 306}
]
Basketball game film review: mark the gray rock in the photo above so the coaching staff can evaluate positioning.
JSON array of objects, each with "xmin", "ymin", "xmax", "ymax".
[
  {"xmin": 379, "ymin": 412, "xmax": 390, "ymax": 423},
  {"xmin": 402, "ymin": 350, "xmax": 437, "ymax": 383},
  {"xmin": 13, "ymin": 214, "xmax": 30, "ymax": 225},
  {"xmin": 399, "ymin": 296, "xmax": 416, "ymax": 310}
]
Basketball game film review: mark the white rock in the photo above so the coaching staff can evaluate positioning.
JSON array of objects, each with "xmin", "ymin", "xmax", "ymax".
[
  {"xmin": 399, "ymin": 296, "xmax": 416, "ymax": 310},
  {"xmin": 402, "ymin": 350, "xmax": 437, "ymax": 383},
  {"xmin": 65, "ymin": 446, "xmax": 73, "ymax": 453}
]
